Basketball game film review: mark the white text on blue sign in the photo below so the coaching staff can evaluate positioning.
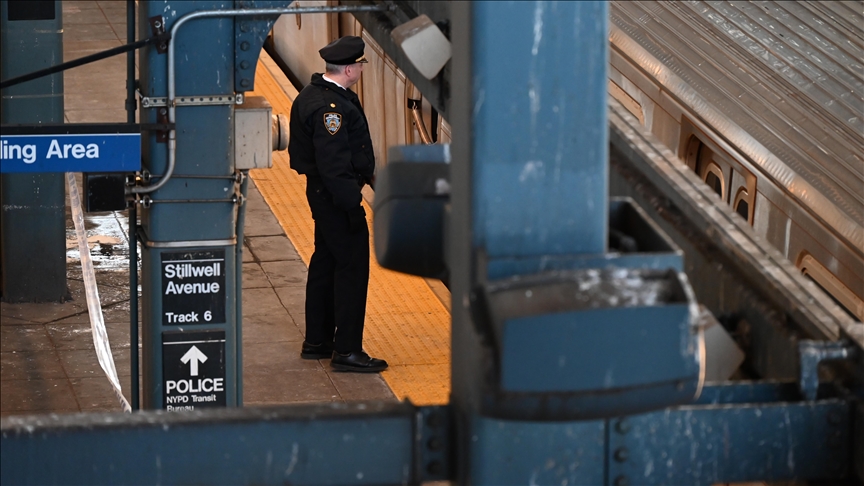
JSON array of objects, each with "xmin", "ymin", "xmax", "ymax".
[{"xmin": 0, "ymin": 133, "xmax": 141, "ymax": 173}]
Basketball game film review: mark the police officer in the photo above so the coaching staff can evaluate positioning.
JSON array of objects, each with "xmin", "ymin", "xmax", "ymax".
[{"xmin": 288, "ymin": 36, "xmax": 387, "ymax": 372}]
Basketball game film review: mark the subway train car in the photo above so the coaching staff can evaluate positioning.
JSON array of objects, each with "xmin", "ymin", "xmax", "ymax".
[
  {"xmin": 607, "ymin": 1, "xmax": 863, "ymax": 321},
  {"xmin": 271, "ymin": 1, "xmax": 863, "ymax": 321}
]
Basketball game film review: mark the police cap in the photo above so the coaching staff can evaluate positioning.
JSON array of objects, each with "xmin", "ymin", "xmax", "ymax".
[{"xmin": 319, "ymin": 36, "xmax": 368, "ymax": 65}]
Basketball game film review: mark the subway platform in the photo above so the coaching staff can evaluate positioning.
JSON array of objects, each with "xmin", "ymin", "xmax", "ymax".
[{"xmin": 0, "ymin": 0, "xmax": 395, "ymax": 417}]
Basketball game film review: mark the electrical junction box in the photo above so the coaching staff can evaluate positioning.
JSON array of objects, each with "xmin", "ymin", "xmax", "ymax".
[
  {"xmin": 84, "ymin": 173, "xmax": 128, "ymax": 212},
  {"xmin": 235, "ymin": 96, "xmax": 286, "ymax": 170}
]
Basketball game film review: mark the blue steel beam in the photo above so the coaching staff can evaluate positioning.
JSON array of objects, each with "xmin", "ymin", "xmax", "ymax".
[
  {"xmin": 470, "ymin": 2, "xmax": 608, "ymax": 268},
  {"xmin": 1, "ymin": 384, "xmax": 851, "ymax": 484},
  {"xmin": 608, "ymin": 386, "xmax": 853, "ymax": 485},
  {"xmin": 449, "ymin": 1, "xmax": 641, "ymax": 481},
  {"xmin": 0, "ymin": 403, "xmax": 447, "ymax": 485},
  {"xmin": 466, "ymin": 383, "xmax": 852, "ymax": 485},
  {"xmin": 448, "ymin": 0, "xmax": 613, "ymax": 420},
  {"xmin": 0, "ymin": 0, "xmax": 67, "ymax": 302},
  {"xmin": 469, "ymin": 417, "xmax": 607, "ymax": 484}
]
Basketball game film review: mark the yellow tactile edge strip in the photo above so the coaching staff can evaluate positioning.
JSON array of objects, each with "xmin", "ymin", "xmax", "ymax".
[{"xmin": 248, "ymin": 59, "xmax": 452, "ymax": 405}]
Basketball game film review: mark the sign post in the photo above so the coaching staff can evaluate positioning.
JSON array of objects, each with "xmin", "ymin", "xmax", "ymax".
[
  {"xmin": 135, "ymin": 1, "xmax": 245, "ymax": 412},
  {"xmin": 142, "ymin": 246, "xmax": 238, "ymax": 411}
]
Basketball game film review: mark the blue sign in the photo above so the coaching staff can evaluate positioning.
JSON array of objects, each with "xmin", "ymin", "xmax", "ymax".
[{"xmin": 1, "ymin": 126, "xmax": 141, "ymax": 173}]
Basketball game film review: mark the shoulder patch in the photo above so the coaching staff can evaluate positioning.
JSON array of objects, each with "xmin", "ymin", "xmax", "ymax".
[{"xmin": 323, "ymin": 112, "xmax": 342, "ymax": 135}]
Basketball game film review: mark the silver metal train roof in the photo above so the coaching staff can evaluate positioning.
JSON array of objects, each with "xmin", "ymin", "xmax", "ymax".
[{"xmin": 610, "ymin": 1, "xmax": 864, "ymax": 253}]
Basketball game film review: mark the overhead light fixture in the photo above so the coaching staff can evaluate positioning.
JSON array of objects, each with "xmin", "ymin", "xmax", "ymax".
[{"xmin": 391, "ymin": 14, "xmax": 451, "ymax": 80}]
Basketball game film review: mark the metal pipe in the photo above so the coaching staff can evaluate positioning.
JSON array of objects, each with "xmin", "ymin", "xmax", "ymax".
[
  {"xmin": 131, "ymin": 138, "xmax": 175, "ymax": 194},
  {"xmin": 798, "ymin": 340, "xmax": 857, "ymax": 401},
  {"xmin": 126, "ymin": 6, "xmax": 137, "ymax": 127},
  {"xmin": 0, "ymin": 33, "xmax": 169, "ymax": 90},
  {"xmin": 407, "ymin": 86, "xmax": 433, "ymax": 145},
  {"xmin": 135, "ymin": 226, "xmax": 236, "ymax": 248},
  {"xmin": 235, "ymin": 172, "xmax": 250, "ymax": 406},
  {"xmin": 142, "ymin": 198, "xmax": 238, "ymax": 204},
  {"xmin": 410, "ymin": 103, "xmax": 434, "ymax": 145},
  {"xmin": 148, "ymin": 174, "xmax": 239, "ymax": 180},
  {"xmin": 132, "ymin": 4, "xmax": 389, "ymax": 195},
  {"xmin": 126, "ymin": 0, "xmax": 140, "ymax": 412}
]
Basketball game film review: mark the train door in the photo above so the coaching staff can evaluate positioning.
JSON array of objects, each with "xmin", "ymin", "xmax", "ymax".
[
  {"xmin": 683, "ymin": 135, "xmax": 726, "ymax": 202},
  {"xmin": 729, "ymin": 165, "xmax": 757, "ymax": 225}
]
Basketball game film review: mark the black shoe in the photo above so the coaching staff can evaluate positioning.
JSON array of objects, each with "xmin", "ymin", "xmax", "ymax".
[
  {"xmin": 331, "ymin": 351, "xmax": 388, "ymax": 373},
  {"xmin": 300, "ymin": 341, "xmax": 334, "ymax": 360}
]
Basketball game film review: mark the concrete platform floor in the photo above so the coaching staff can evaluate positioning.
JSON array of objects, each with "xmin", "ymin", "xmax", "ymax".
[
  {"xmin": 0, "ymin": 0, "xmax": 395, "ymax": 417},
  {"xmin": 1, "ymin": 176, "xmax": 396, "ymax": 417}
]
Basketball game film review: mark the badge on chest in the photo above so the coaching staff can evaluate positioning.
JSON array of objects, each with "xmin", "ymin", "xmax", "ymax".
[{"xmin": 324, "ymin": 112, "xmax": 342, "ymax": 135}]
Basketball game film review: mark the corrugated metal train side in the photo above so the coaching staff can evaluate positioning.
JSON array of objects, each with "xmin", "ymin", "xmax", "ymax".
[{"xmin": 609, "ymin": 0, "xmax": 863, "ymax": 321}]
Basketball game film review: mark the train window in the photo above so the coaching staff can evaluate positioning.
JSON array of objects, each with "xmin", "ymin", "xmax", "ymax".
[
  {"xmin": 798, "ymin": 253, "xmax": 864, "ymax": 322},
  {"xmin": 684, "ymin": 136, "xmax": 726, "ymax": 201},
  {"xmin": 684, "ymin": 135, "xmax": 702, "ymax": 172},
  {"xmin": 730, "ymin": 170, "xmax": 755, "ymax": 225},
  {"xmin": 733, "ymin": 188, "xmax": 751, "ymax": 223},
  {"xmin": 735, "ymin": 199, "xmax": 749, "ymax": 219},
  {"xmin": 702, "ymin": 163, "xmax": 725, "ymax": 200}
]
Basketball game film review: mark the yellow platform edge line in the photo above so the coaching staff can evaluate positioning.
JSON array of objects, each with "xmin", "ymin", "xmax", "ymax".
[{"xmin": 248, "ymin": 59, "xmax": 452, "ymax": 405}]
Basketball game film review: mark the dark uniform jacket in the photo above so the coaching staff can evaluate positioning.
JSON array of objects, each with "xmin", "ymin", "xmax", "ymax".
[{"xmin": 288, "ymin": 73, "xmax": 375, "ymax": 211}]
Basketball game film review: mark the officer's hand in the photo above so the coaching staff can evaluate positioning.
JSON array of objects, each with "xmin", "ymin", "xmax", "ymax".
[{"xmin": 348, "ymin": 205, "xmax": 366, "ymax": 233}]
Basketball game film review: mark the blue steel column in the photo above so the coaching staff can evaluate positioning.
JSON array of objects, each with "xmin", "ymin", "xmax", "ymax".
[
  {"xmin": 137, "ymin": 0, "xmax": 239, "ymax": 409},
  {"xmin": 471, "ymin": 3, "xmax": 607, "ymax": 264},
  {"xmin": 0, "ymin": 0, "xmax": 67, "ymax": 302},
  {"xmin": 449, "ymin": 2, "xmax": 609, "ymax": 483}
]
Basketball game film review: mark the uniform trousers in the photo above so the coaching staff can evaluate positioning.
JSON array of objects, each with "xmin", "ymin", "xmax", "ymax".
[{"xmin": 303, "ymin": 176, "xmax": 369, "ymax": 354}]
